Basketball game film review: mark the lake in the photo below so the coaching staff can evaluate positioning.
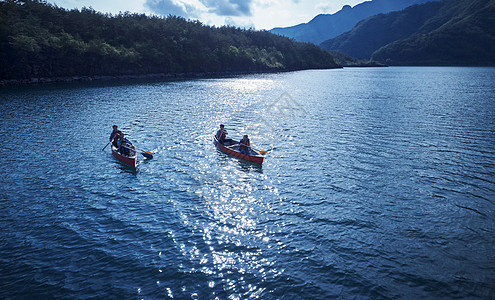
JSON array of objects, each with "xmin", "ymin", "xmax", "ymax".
[{"xmin": 0, "ymin": 67, "xmax": 494, "ymax": 299}]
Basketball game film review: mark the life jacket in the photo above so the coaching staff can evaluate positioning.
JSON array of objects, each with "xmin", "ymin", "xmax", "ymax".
[
  {"xmin": 111, "ymin": 131, "xmax": 121, "ymax": 146},
  {"xmin": 240, "ymin": 138, "xmax": 250, "ymax": 149},
  {"xmin": 217, "ymin": 129, "xmax": 226, "ymax": 140}
]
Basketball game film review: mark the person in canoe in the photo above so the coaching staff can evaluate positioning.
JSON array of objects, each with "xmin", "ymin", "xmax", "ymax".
[
  {"xmin": 118, "ymin": 133, "xmax": 135, "ymax": 156},
  {"xmin": 216, "ymin": 124, "xmax": 234, "ymax": 145},
  {"xmin": 239, "ymin": 135, "xmax": 250, "ymax": 154},
  {"xmin": 110, "ymin": 125, "xmax": 122, "ymax": 148},
  {"xmin": 216, "ymin": 124, "xmax": 227, "ymax": 143}
]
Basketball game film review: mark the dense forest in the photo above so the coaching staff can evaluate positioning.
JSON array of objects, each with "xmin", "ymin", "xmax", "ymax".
[{"xmin": 0, "ymin": 0, "xmax": 338, "ymax": 83}]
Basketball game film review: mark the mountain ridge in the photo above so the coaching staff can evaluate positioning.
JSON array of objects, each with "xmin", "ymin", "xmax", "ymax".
[
  {"xmin": 320, "ymin": 0, "xmax": 495, "ymax": 66},
  {"xmin": 320, "ymin": 2, "xmax": 444, "ymax": 59},
  {"xmin": 269, "ymin": 0, "xmax": 437, "ymax": 45}
]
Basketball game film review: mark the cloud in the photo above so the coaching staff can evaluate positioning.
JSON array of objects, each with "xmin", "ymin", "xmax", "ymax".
[
  {"xmin": 200, "ymin": 0, "xmax": 252, "ymax": 16},
  {"xmin": 144, "ymin": 0, "xmax": 253, "ymax": 19},
  {"xmin": 144, "ymin": 0, "xmax": 202, "ymax": 18},
  {"xmin": 224, "ymin": 16, "xmax": 255, "ymax": 29}
]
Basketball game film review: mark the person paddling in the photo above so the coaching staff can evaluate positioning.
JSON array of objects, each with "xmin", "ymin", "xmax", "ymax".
[
  {"xmin": 216, "ymin": 124, "xmax": 228, "ymax": 143},
  {"xmin": 118, "ymin": 133, "xmax": 128, "ymax": 155},
  {"xmin": 110, "ymin": 125, "xmax": 122, "ymax": 148},
  {"xmin": 118, "ymin": 133, "xmax": 136, "ymax": 156},
  {"xmin": 239, "ymin": 135, "xmax": 250, "ymax": 154},
  {"xmin": 216, "ymin": 124, "xmax": 235, "ymax": 145}
]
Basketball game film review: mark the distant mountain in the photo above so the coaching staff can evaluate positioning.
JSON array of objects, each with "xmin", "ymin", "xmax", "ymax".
[
  {"xmin": 269, "ymin": 0, "xmax": 437, "ymax": 45},
  {"xmin": 320, "ymin": 0, "xmax": 495, "ymax": 66},
  {"xmin": 320, "ymin": 2, "xmax": 443, "ymax": 59}
]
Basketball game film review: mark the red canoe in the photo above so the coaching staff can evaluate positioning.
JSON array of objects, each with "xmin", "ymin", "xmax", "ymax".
[
  {"xmin": 214, "ymin": 136, "xmax": 264, "ymax": 165},
  {"xmin": 112, "ymin": 145, "xmax": 137, "ymax": 167}
]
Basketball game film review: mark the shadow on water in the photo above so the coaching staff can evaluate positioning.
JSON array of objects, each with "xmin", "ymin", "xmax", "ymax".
[
  {"xmin": 112, "ymin": 160, "xmax": 138, "ymax": 176},
  {"xmin": 137, "ymin": 156, "xmax": 153, "ymax": 165}
]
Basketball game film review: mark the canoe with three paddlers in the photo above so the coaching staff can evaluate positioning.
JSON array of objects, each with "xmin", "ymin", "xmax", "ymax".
[{"xmin": 214, "ymin": 136, "xmax": 264, "ymax": 165}]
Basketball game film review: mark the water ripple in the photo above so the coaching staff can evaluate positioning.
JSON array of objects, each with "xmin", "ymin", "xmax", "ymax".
[{"xmin": 1, "ymin": 68, "xmax": 495, "ymax": 298}]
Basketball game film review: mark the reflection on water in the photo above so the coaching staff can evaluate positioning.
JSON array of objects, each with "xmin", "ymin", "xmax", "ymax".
[
  {"xmin": 1, "ymin": 67, "xmax": 494, "ymax": 299},
  {"xmin": 214, "ymin": 149, "xmax": 264, "ymax": 173}
]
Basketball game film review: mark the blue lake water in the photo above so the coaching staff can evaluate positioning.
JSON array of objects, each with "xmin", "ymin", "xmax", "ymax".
[{"xmin": 0, "ymin": 67, "xmax": 494, "ymax": 298}]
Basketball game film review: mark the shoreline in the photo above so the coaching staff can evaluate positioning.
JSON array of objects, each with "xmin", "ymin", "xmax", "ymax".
[
  {"xmin": 0, "ymin": 72, "xmax": 241, "ymax": 87},
  {"xmin": 0, "ymin": 67, "xmax": 343, "ymax": 87}
]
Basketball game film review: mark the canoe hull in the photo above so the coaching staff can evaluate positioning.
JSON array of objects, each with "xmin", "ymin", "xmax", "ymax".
[
  {"xmin": 214, "ymin": 137, "xmax": 264, "ymax": 165},
  {"xmin": 112, "ymin": 145, "xmax": 137, "ymax": 167}
]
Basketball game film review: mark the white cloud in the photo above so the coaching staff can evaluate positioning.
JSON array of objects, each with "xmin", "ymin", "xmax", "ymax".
[
  {"xmin": 142, "ymin": 0, "xmax": 254, "ymax": 19},
  {"xmin": 201, "ymin": 0, "xmax": 253, "ymax": 16},
  {"xmin": 224, "ymin": 16, "xmax": 255, "ymax": 29},
  {"xmin": 49, "ymin": 0, "xmax": 147, "ymax": 15},
  {"xmin": 47, "ymin": 0, "xmax": 366, "ymax": 29},
  {"xmin": 144, "ymin": 0, "xmax": 204, "ymax": 18},
  {"xmin": 249, "ymin": 0, "xmax": 365, "ymax": 29}
]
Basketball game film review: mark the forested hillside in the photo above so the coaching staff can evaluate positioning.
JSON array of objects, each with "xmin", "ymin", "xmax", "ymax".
[
  {"xmin": 0, "ymin": 0, "xmax": 338, "ymax": 82},
  {"xmin": 320, "ymin": 0, "xmax": 495, "ymax": 66},
  {"xmin": 320, "ymin": 2, "xmax": 443, "ymax": 59},
  {"xmin": 371, "ymin": 0, "xmax": 495, "ymax": 65}
]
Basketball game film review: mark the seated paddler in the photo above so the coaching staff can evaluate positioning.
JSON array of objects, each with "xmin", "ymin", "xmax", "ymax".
[
  {"xmin": 216, "ymin": 124, "xmax": 231, "ymax": 144},
  {"xmin": 239, "ymin": 134, "xmax": 250, "ymax": 154},
  {"xmin": 118, "ymin": 134, "xmax": 129, "ymax": 156}
]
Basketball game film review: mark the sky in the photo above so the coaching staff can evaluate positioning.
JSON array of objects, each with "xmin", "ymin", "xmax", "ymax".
[{"xmin": 47, "ymin": 0, "xmax": 366, "ymax": 30}]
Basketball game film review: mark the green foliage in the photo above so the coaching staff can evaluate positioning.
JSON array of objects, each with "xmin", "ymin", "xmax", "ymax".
[{"xmin": 0, "ymin": 0, "xmax": 337, "ymax": 80}]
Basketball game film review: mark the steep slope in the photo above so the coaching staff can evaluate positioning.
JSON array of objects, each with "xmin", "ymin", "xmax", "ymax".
[
  {"xmin": 320, "ymin": 2, "xmax": 443, "ymax": 59},
  {"xmin": 269, "ymin": 0, "xmax": 436, "ymax": 45},
  {"xmin": 372, "ymin": 0, "xmax": 495, "ymax": 65},
  {"xmin": 320, "ymin": 0, "xmax": 495, "ymax": 66}
]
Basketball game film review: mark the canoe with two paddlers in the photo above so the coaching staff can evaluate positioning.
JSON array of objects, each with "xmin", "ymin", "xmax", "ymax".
[
  {"xmin": 214, "ymin": 136, "xmax": 264, "ymax": 165},
  {"xmin": 105, "ymin": 125, "xmax": 154, "ymax": 168}
]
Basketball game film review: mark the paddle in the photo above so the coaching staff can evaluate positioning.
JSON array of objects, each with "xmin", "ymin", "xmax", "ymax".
[
  {"xmin": 120, "ymin": 145, "xmax": 154, "ymax": 159},
  {"xmin": 137, "ymin": 148, "xmax": 154, "ymax": 159},
  {"xmin": 225, "ymin": 144, "xmax": 239, "ymax": 148},
  {"xmin": 226, "ymin": 143, "xmax": 269, "ymax": 155},
  {"xmin": 102, "ymin": 141, "xmax": 111, "ymax": 151},
  {"xmin": 251, "ymin": 146, "xmax": 271, "ymax": 155}
]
